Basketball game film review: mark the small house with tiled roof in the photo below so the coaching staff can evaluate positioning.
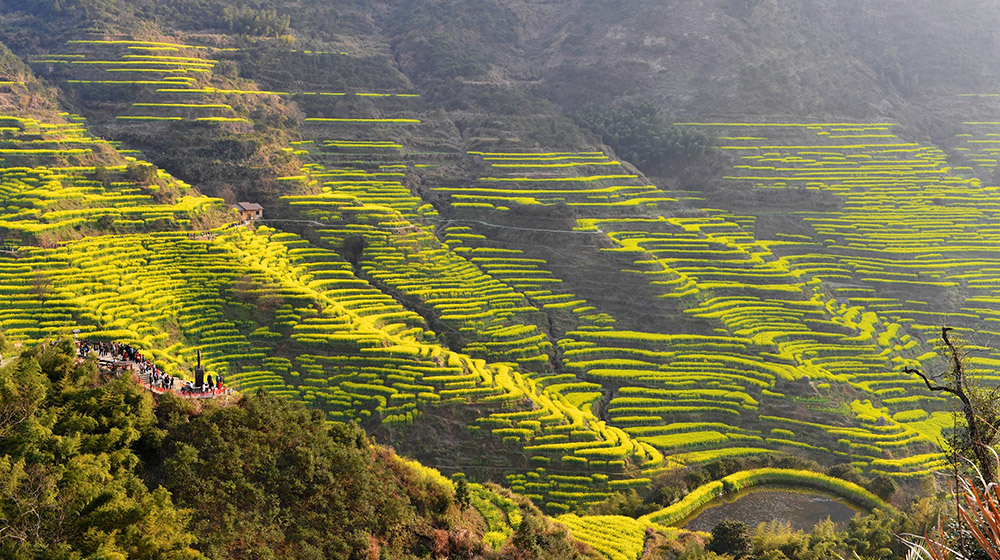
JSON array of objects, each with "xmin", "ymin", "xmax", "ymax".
[{"xmin": 234, "ymin": 202, "xmax": 263, "ymax": 220}]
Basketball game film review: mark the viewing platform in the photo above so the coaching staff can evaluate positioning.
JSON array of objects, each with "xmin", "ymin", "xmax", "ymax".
[{"xmin": 78, "ymin": 339, "xmax": 235, "ymax": 401}]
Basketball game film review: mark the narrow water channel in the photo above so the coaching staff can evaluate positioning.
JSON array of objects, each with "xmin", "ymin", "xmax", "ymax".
[{"xmin": 682, "ymin": 486, "xmax": 860, "ymax": 532}]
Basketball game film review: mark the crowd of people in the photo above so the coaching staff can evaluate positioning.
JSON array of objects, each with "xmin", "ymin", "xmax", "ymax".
[
  {"xmin": 77, "ymin": 339, "xmax": 231, "ymax": 398},
  {"xmin": 180, "ymin": 372, "xmax": 227, "ymax": 395},
  {"xmin": 78, "ymin": 339, "xmax": 143, "ymax": 363}
]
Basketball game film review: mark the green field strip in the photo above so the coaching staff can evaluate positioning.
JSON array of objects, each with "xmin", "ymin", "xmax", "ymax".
[
  {"xmin": 639, "ymin": 468, "xmax": 888, "ymax": 529},
  {"xmin": 558, "ymin": 514, "xmax": 647, "ymax": 560}
]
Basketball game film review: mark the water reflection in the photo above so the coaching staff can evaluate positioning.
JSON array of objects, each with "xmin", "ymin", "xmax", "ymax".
[{"xmin": 682, "ymin": 486, "xmax": 859, "ymax": 532}]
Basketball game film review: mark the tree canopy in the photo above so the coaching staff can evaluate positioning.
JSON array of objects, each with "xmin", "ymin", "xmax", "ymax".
[
  {"xmin": 0, "ymin": 339, "xmax": 201, "ymax": 559},
  {"xmin": 571, "ymin": 100, "xmax": 712, "ymax": 171},
  {"xmin": 0, "ymin": 339, "xmax": 594, "ymax": 559}
]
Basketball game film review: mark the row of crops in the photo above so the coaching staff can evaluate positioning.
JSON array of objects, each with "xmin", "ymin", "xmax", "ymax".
[
  {"xmin": 684, "ymin": 122, "xmax": 1000, "ymax": 366},
  {"xmin": 558, "ymin": 467, "xmax": 886, "ymax": 558},
  {"xmin": 31, "ymin": 39, "xmax": 425, "ymax": 133},
  {"xmin": 1, "ymin": 222, "xmax": 533, "ymax": 425},
  {"xmin": 32, "ymin": 39, "xmax": 230, "ymax": 123},
  {"xmin": 0, "ymin": 113, "xmax": 225, "ymax": 240},
  {"xmin": 0, "ymin": 102, "xmax": 662, "ymax": 515},
  {"xmin": 273, "ymin": 116, "xmax": 684, "ymax": 510},
  {"xmin": 0, "ymin": 108, "xmax": 531, "ymax": 426},
  {"xmin": 28, "ymin": 37, "xmax": 656, "ymax": 512},
  {"xmin": 949, "ymin": 94, "xmax": 1000, "ymax": 173},
  {"xmin": 279, "ymin": 166, "xmax": 557, "ymax": 371},
  {"xmin": 276, "ymin": 180, "xmax": 666, "ymax": 511},
  {"xmin": 434, "ymin": 150, "xmax": 674, "ymax": 212}
]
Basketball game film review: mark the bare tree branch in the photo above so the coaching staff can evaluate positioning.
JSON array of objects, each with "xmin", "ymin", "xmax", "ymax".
[
  {"xmin": 903, "ymin": 366, "xmax": 960, "ymax": 396},
  {"xmin": 906, "ymin": 326, "xmax": 996, "ymax": 480}
]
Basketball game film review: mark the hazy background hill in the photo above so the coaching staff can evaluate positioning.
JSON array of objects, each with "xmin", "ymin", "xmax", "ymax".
[{"xmin": 6, "ymin": 0, "xmax": 1000, "ymax": 137}]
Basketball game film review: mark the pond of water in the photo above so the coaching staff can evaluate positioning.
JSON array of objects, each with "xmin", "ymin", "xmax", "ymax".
[{"xmin": 681, "ymin": 486, "xmax": 860, "ymax": 532}]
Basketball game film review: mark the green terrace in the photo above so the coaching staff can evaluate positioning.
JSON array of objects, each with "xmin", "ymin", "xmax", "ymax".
[
  {"xmin": 278, "ymin": 143, "xmax": 563, "ymax": 370},
  {"xmin": 293, "ymin": 89, "xmax": 424, "ymax": 129},
  {"xmin": 953, "ymin": 121, "xmax": 1000, "ymax": 172},
  {"xmin": 428, "ymin": 150, "xmax": 676, "ymax": 212},
  {"xmin": 553, "ymin": 324, "xmax": 942, "ymax": 473},
  {"xmin": 28, "ymin": 39, "xmax": 287, "ymax": 132},
  {"xmin": 32, "ymin": 39, "xmax": 218, "ymax": 86},
  {"xmin": 0, "ymin": 25, "xmax": 977, "ymax": 529},
  {"xmin": 557, "ymin": 514, "xmax": 647, "ymax": 560},
  {"xmin": 285, "ymin": 142, "xmax": 457, "ymax": 174},
  {"xmin": 280, "ymin": 184, "xmax": 554, "ymax": 372},
  {"xmin": 0, "ymin": 114, "xmax": 116, "ymax": 163},
  {"xmin": 292, "ymin": 90, "xmax": 423, "ymax": 124},
  {"xmin": 393, "ymin": 213, "xmax": 700, "ymax": 508},
  {"xmin": 462, "ymin": 477, "xmax": 522, "ymax": 550},
  {"xmin": 0, "ymin": 225, "xmax": 536, "ymax": 427},
  {"xmin": 679, "ymin": 121, "xmax": 1000, "ymax": 370},
  {"xmin": 458, "ymin": 178, "xmax": 937, "ymax": 482},
  {"xmin": 276, "ymin": 151, "xmax": 688, "ymax": 509},
  {"xmin": 0, "ymin": 114, "xmax": 229, "ymax": 242},
  {"xmin": 457, "ymin": 245, "xmax": 615, "ymax": 327},
  {"xmin": 581, "ymin": 213, "xmax": 928, "ymax": 390},
  {"xmin": 0, "ymin": 163, "xmax": 221, "ymax": 238},
  {"xmin": 416, "ymin": 134, "xmax": 951, "ymax": 496},
  {"xmin": 0, "ymin": 118, "xmax": 550, "ymax": 442},
  {"xmin": 31, "ymin": 39, "xmax": 340, "ymax": 128},
  {"xmin": 0, "ymin": 102, "xmax": 965, "ymax": 518},
  {"xmin": 442, "ymin": 197, "xmax": 941, "ymax": 487},
  {"xmin": 285, "ymin": 139, "xmax": 406, "ymax": 167}
]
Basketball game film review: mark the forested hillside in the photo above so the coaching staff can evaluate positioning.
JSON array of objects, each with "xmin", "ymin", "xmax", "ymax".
[
  {"xmin": 0, "ymin": 338, "xmax": 592, "ymax": 559},
  {"xmin": 0, "ymin": 1, "xmax": 997, "ymax": 558}
]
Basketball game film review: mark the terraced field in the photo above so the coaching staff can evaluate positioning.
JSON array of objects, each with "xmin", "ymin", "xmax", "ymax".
[
  {"xmin": 0, "ymin": 111, "xmax": 517, "ymax": 418},
  {"xmin": 435, "ymin": 150, "xmax": 674, "ymax": 212},
  {"xmin": 419, "ymin": 140, "xmax": 952, "ymax": 484},
  {"xmin": 275, "ymin": 148, "xmax": 671, "ymax": 510},
  {"xmin": 681, "ymin": 122, "xmax": 1000, "ymax": 362},
  {"xmin": 31, "ymin": 40, "xmax": 242, "ymax": 121},
  {"xmin": 0, "ymin": 105, "xmax": 965, "ymax": 531},
  {"xmin": 0, "ymin": 103, "xmax": 669, "ymax": 512},
  {"xmin": 5, "ymin": 36, "xmax": 993, "ymax": 547},
  {"xmin": 31, "ymin": 39, "xmax": 436, "ymax": 140},
  {"xmin": 3, "ymin": 3, "xmax": 1000, "ymax": 554},
  {"xmin": 0, "ymin": 114, "xmax": 227, "ymax": 241},
  {"xmin": 263, "ymin": 113, "xmax": 961, "ymax": 512}
]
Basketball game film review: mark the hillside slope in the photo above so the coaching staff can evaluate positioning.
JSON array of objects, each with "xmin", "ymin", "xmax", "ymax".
[
  {"xmin": 0, "ymin": 2, "xmax": 993, "ymax": 554},
  {"xmin": 0, "ymin": 338, "xmax": 597, "ymax": 559}
]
